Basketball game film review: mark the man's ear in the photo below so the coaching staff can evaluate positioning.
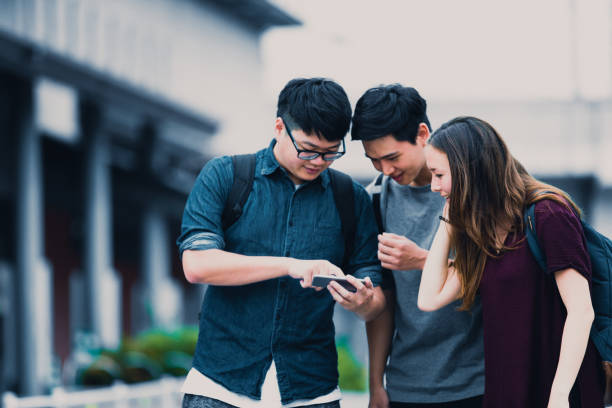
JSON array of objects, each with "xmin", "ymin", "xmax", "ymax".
[
  {"xmin": 415, "ymin": 123, "xmax": 430, "ymax": 147},
  {"xmin": 274, "ymin": 117, "xmax": 284, "ymax": 141}
]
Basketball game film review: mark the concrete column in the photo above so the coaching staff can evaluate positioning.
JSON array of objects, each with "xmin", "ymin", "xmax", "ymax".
[
  {"xmin": 138, "ymin": 123, "xmax": 181, "ymax": 330},
  {"xmin": 141, "ymin": 205, "xmax": 181, "ymax": 329},
  {"xmin": 81, "ymin": 100, "xmax": 121, "ymax": 349},
  {"xmin": 15, "ymin": 80, "xmax": 53, "ymax": 395}
]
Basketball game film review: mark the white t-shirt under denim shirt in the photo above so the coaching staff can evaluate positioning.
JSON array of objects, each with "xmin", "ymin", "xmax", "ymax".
[{"xmin": 181, "ymin": 363, "xmax": 341, "ymax": 407}]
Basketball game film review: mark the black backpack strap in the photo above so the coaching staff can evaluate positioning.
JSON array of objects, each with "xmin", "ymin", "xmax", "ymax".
[
  {"xmin": 372, "ymin": 173, "xmax": 385, "ymax": 233},
  {"xmin": 221, "ymin": 154, "xmax": 256, "ymax": 230},
  {"xmin": 523, "ymin": 202, "xmax": 547, "ymax": 271},
  {"xmin": 328, "ymin": 169, "xmax": 355, "ymax": 270}
]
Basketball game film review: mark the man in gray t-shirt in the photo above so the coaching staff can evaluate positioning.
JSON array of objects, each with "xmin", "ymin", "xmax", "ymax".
[{"xmin": 351, "ymin": 85, "xmax": 484, "ymax": 407}]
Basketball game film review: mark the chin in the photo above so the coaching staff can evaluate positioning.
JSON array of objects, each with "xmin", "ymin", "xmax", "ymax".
[
  {"xmin": 396, "ymin": 175, "xmax": 411, "ymax": 185},
  {"xmin": 300, "ymin": 169, "xmax": 323, "ymax": 179}
]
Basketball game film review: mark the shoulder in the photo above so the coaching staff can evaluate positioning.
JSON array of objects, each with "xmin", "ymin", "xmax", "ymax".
[
  {"xmin": 533, "ymin": 198, "xmax": 585, "ymax": 246},
  {"xmin": 192, "ymin": 156, "xmax": 234, "ymax": 195},
  {"xmin": 534, "ymin": 199, "xmax": 579, "ymax": 225},
  {"xmin": 199, "ymin": 155, "xmax": 232, "ymax": 175}
]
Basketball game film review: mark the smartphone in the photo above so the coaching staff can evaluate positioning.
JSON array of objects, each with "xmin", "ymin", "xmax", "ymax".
[{"xmin": 311, "ymin": 275, "xmax": 365, "ymax": 293}]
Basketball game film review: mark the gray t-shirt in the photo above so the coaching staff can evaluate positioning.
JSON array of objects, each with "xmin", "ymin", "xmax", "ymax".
[{"xmin": 367, "ymin": 176, "xmax": 485, "ymax": 403}]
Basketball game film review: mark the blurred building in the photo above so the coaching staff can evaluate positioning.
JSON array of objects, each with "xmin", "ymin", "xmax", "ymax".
[
  {"xmin": 0, "ymin": 0, "xmax": 298, "ymax": 397},
  {"xmin": 428, "ymin": 100, "xmax": 612, "ymax": 237}
]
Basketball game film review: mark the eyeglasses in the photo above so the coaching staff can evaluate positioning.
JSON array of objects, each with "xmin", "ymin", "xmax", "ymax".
[{"xmin": 282, "ymin": 117, "xmax": 345, "ymax": 161}]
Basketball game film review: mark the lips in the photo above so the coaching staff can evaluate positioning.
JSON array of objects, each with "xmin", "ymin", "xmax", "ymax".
[
  {"xmin": 391, "ymin": 173, "xmax": 403, "ymax": 182},
  {"xmin": 304, "ymin": 167, "xmax": 322, "ymax": 174}
]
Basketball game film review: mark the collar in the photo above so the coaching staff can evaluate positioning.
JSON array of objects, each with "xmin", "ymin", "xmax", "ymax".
[{"xmin": 261, "ymin": 139, "xmax": 281, "ymax": 176}]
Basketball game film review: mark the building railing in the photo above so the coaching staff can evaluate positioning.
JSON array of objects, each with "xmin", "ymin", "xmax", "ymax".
[{"xmin": 2, "ymin": 377, "xmax": 183, "ymax": 408}]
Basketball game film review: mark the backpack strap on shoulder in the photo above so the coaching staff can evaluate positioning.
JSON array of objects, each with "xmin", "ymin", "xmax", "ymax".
[
  {"xmin": 372, "ymin": 173, "xmax": 385, "ymax": 233},
  {"xmin": 328, "ymin": 168, "xmax": 356, "ymax": 270},
  {"xmin": 222, "ymin": 154, "xmax": 256, "ymax": 230},
  {"xmin": 523, "ymin": 202, "xmax": 548, "ymax": 271}
]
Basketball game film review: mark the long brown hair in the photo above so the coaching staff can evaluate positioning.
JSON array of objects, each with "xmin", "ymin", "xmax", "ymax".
[{"xmin": 429, "ymin": 117, "xmax": 579, "ymax": 310}]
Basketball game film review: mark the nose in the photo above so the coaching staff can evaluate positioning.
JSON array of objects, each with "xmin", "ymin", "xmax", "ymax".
[
  {"xmin": 380, "ymin": 160, "xmax": 394, "ymax": 176},
  {"xmin": 311, "ymin": 155, "xmax": 327, "ymax": 166},
  {"xmin": 431, "ymin": 179, "xmax": 440, "ymax": 192}
]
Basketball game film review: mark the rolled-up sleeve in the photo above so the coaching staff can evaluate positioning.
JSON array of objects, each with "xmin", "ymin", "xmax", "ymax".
[
  {"xmin": 176, "ymin": 156, "xmax": 233, "ymax": 256},
  {"xmin": 347, "ymin": 183, "xmax": 384, "ymax": 287}
]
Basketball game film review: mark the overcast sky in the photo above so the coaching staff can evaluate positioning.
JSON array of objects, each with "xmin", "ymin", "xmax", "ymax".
[
  {"xmin": 260, "ymin": 0, "xmax": 611, "ymax": 179},
  {"xmin": 264, "ymin": 0, "xmax": 610, "ymax": 102}
]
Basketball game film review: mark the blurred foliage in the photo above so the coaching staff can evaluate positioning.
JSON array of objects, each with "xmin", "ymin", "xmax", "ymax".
[
  {"xmin": 77, "ymin": 326, "xmax": 197, "ymax": 386},
  {"xmin": 76, "ymin": 326, "xmax": 366, "ymax": 391},
  {"xmin": 76, "ymin": 354, "xmax": 121, "ymax": 387},
  {"xmin": 336, "ymin": 335, "xmax": 367, "ymax": 392}
]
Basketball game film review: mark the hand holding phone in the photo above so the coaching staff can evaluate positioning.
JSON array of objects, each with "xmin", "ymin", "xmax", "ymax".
[{"xmin": 311, "ymin": 274, "xmax": 365, "ymax": 293}]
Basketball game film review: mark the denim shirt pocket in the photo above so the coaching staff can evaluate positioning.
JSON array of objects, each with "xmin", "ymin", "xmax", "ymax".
[{"xmin": 308, "ymin": 220, "xmax": 344, "ymax": 267}]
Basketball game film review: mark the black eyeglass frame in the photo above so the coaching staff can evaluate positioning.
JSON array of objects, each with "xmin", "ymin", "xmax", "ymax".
[{"xmin": 282, "ymin": 117, "xmax": 345, "ymax": 161}]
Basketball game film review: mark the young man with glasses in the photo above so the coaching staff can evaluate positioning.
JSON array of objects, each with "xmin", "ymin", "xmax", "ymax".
[
  {"xmin": 177, "ymin": 78, "xmax": 385, "ymax": 408},
  {"xmin": 351, "ymin": 85, "xmax": 485, "ymax": 408}
]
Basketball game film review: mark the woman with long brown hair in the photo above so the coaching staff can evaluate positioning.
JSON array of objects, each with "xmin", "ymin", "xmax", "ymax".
[{"xmin": 417, "ymin": 116, "xmax": 604, "ymax": 407}]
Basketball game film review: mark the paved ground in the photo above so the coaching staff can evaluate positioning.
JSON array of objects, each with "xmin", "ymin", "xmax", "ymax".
[{"xmin": 340, "ymin": 392, "xmax": 368, "ymax": 407}]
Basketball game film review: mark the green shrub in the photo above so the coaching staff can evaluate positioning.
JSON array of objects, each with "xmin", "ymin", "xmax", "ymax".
[{"xmin": 336, "ymin": 336, "xmax": 367, "ymax": 392}]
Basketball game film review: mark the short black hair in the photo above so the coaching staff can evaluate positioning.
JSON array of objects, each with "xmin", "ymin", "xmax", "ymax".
[
  {"xmin": 351, "ymin": 84, "xmax": 430, "ymax": 143},
  {"xmin": 276, "ymin": 78, "xmax": 351, "ymax": 142}
]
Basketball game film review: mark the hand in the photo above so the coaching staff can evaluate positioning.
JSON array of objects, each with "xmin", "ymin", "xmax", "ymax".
[
  {"xmin": 328, "ymin": 275, "xmax": 374, "ymax": 315},
  {"xmin": 378, "ymin": 233, "xmax": 427, "ymax": 270},
  {"xmin": 442, "ymin": 199, "xmax": 449, "ymax": 219},
  {"xmin": 368, "ymin": 384, "xmax": 389, "ymax": 408},
  {"xmin": 287, "ymin": 259, "xmax": 344, "ymax": 290}
]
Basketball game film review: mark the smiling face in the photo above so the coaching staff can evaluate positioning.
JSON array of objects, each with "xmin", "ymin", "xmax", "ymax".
[
  {"xmin": 424, "ymin": 145, "xmax": 452, "ymax": 198},
  {"xmin": 273, "ymin": 117, "xmax": 342, "ymax": 184},
  {"xmin": 362, "ymin": 125, "xmax": 431, "ymax": 186}
]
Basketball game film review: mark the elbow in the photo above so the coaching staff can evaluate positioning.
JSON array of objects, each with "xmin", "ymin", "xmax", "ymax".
[
  {"xmin": 417, "ymin": 296, "xmax": 440, "ymax": 312},
  {"xmin": 581, "ymin": 306, "xmax": 595, "ymax": 326},
  {"xmin": 183, "ymin": 262, "xmax": 202, "ymax": 284},
  {"xmin": 183, "ymin": 266, "xmax": 201, "ymax": 284},
  {"xmin": 182, "ymin": 250, "xmax": 213, "ymax": 284},
  {"xmin": 567, "ymin": 303, "xmax": 595, "ymax": 327}
]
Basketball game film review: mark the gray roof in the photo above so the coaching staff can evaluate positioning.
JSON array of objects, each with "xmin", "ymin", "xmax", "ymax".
[{"xmin": 205, "ymin": 0, "xmax": 301, "ymax": 31}]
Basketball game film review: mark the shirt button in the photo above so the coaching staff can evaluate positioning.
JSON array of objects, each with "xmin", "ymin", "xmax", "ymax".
[
  {"xmin": 288, "ymin": 220, "xmax": 293, "ymax": 227},
  {"xmin": 285, "ymin": 250, "xmax": 290, "ymax": 256},
  {"xmin": 276, "ymin": 314, "xmax": 281, "ymax": 321}
]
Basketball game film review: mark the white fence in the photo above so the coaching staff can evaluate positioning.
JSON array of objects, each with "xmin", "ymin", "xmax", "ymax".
[
  {"xmin": 1, "ymin": 378, "xmax": 374, "ymax": 408},
  {"xmin": 2, "ymin": 377, "xmax": 183, "ymax": 408}
]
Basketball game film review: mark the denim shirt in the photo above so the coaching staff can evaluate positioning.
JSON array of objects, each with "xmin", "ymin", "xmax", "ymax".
[{"xmin": 176, "ymin": 140, "xmax": 382, "ymax": 404}]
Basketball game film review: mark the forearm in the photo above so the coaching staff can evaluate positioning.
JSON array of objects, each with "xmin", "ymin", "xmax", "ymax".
[
  {"xmin": 182, "ymin": 249, "xmax": 289, "ymax": 285},
  {"xmin": 417, "ymin": 221, "xmax": 455, "ymax": 311},
  {"xmin": 366, "ymin": 295, "xmax": 394, "ymax": 389},
  {"xmin": 549, "ymin": 268, "xmax": 595, "ymax": 402},
  {"xmin": 549, "ymin": 309, "xmax": 594, "ymax": 400}
]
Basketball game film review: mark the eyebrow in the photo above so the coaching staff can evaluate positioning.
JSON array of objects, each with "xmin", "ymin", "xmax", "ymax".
[
  {"xmin": 300, "ymin": 139, "xmax": 341, "ymax": 150},
  {"xmin": 364, "ymin": 151, "xmax": 400, "ymax": 161}
]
